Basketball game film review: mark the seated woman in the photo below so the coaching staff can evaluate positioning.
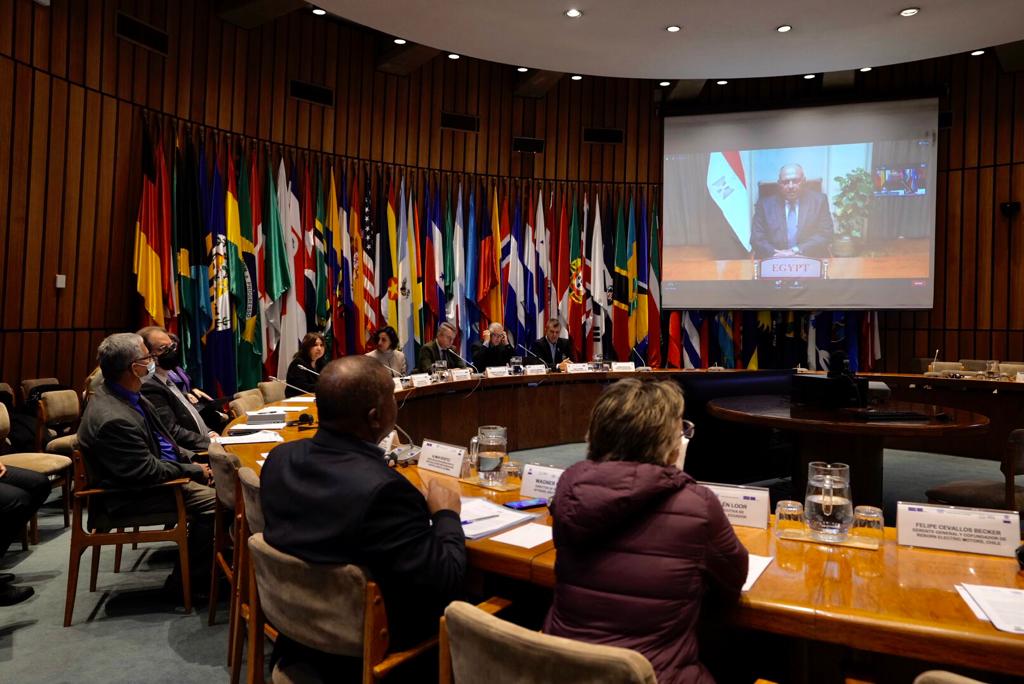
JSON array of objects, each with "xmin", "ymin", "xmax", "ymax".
[
  {"xmin": 544, "ymin": 378, "xmax": 748, "ymax": 684},
  {"xmin": 364, "ymin": 326, "xmax": 407, "ymax": 376},
  {"xmin": 285, "ymin": 333, "xmax": 328, "ymax": 397}
]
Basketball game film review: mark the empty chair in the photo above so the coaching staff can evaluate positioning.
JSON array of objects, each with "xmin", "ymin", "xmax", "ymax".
[
  {"xmin": 20, "ymin": 377, "xmax": 60, "ymax": 404},
  {"xmin": 258, "ymin": 380, "xmax": 286, "ymax": 404},
  {"xmin": 997, "ymin": 362, "xmax": 1024, "ymax": 377},
  {"xmin": 440, "ymin": 600, "xmax": 656, "ymax": 684},
  {"xmin": 234, "ymin": 388, "xmax": 264, "ymax": 403},
  {"xmin": 958, "ymin": 359, "xmax": 991, "ymax": 372},
  {"xmin": 37, "ymin": 389, "xmax": 81, "ymax": 456},
  {"xmin": 913, "ymin": 671, "xmax": 988, "ymax": 684},
  {"xmin": 924, "ymin": 361, "xmax": 963, "ymax": 374},
  {"xmin": 228, "ymin": 393, "xmax": 265, "ymax": 420},
  {"xmin": 926, "ymin": 429, "xmax": 1024, "ymax": 513}
]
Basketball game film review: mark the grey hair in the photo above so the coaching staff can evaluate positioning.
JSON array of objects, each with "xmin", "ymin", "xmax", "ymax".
[
  {"xmin": 438, "ymin": 321, "xmax": 457, "ymax": 336},
  {"xmin": 98, "ymin": 333, "xmax": 144, "ymax": 381},
  {"xmin": 488, "ymin": 322, "xmax": 504, "ymax": 334}
]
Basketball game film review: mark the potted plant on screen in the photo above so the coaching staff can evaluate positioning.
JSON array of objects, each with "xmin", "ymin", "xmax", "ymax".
[{"xmin": 831, "ymin": 168, "xmax": 872, "ymax": 257}]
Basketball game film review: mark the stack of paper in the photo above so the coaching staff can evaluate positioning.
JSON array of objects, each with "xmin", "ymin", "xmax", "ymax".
[
  {"xmin": 491, "ymin": 523, "xmax": 553, "ymax": 549},
  {"xmin": 282, "ymin": 396, "xmax": 316, "ymax": 403},
  {"xmin": 248, "ymin": 406, "xmax": 304, "ymax": 415},
  {"xmin": 742, "ymin": 555, "xmax": 774, "ymax": 592},
  {"xmin": 214, "ymin": 431, "xmax": 285, "ymax": 445},
  {"xmin": 958, "ymin": 584, "xmax": 1024, "ymax": 634},
  {"xmin": 459, "ymin": 497, "xmax": 537, "ymax": 540}
]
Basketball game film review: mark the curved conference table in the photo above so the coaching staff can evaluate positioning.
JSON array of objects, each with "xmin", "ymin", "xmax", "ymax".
[{"xmin": 223, "ymin": 371, "xmax": 1024, "ymax": 676}]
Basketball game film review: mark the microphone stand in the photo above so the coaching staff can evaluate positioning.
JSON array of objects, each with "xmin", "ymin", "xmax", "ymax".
[
  {"xmin": 298, "ymin": 364, "xmax": 321, "ymax": 377},
  {"xmin": 445, "ymin": 346, "xmax": 479, "ymax": 374},
  {"xmin": 518, "ymin": 343, "xmax": 551, "ymax": 369},
  {"xmin": 268, "ymin": 375, "xmax": 316, "ymax": 396},
  {"xmin": 630, "ymin": 346, "xmax": 652, "ymax": 371}
]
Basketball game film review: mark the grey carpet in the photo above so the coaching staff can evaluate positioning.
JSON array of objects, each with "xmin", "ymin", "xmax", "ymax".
[{"xmin": 0, "ymin": 449, "xmax": 1013, "ymax": 682}]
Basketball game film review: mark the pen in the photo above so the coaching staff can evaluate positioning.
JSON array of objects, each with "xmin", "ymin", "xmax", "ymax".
[{"xmin": 462, "ymin": 514, "xmax": 500, "ymax": 525}]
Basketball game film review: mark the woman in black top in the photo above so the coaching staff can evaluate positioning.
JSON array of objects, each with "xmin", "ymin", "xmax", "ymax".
[{"xmin": 285, "ymin": 332, "xmax": 328, "ymax": 397}]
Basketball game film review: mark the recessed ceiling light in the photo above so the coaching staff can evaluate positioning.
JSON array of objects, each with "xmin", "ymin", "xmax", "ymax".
[
  {"xmin": 393, "ymin": 38, "xmax": 407, "ymax": 45},
  {"xmin": 565, "ymin": 8, "xmax": 582, "ymax": 18},
  {"xmin": 859, "ymin": 67, "xmax": 872, "ymax": 72},
  {"xmin": 666, "ymin": 25, "xmax": 681, "ymax": 33},
  {"xmin": 571, "ymin": 74, "xmax": 583, "ymax": 81},
  {"xmin": 803, "ymin": 73, "xmax": 816, "ymax": 79},
  {"xmin": 517, "ymin": 67, "xmax": 529, "ymax": 73},
  {"xmin": 716, "ymin": 80, "xmax": 728, "ymax": 85},
  {"xmin": 448, "ymin": 53, "xmax": 460, "ymax": 60},
  {"xmin": 776, "ymin": 24, "xmax": 792, "ymax": 33},
  {"xmin": 311, "ymin": 7, "xmax": 326, "ymax": 15},
  {"xmin": 971, "ymin": 49, "xmax": 985, "ymax": 56},
  {"xmin": 899, "ymin": 7, "xmax": 919, "ymax": 17},
  {"xmin": 659, "ymin": 81, "xmax": 670, "ymax": 87}
]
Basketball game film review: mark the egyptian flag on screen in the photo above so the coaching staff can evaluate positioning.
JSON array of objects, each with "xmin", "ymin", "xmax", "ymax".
[{"xmin": 706, "ymin": 151, "xmax": 752, "ymax": 254}]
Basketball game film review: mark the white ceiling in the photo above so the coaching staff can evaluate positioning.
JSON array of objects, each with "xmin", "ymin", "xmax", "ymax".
[{"xmin": 321, "ymin": 0, "xmax": 1024, "ymax": 80}]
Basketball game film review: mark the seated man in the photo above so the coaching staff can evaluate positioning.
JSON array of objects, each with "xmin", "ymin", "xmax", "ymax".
[
  {"xmin": 137, "ymin": 326, "xmax": 217, "ymax": 450},
  {"xmin": 750, "ymin": 163, "xmax": 833, "ymax": 259},
  {"xmin": 77, "ymin": 333, "xmax": 215, "ymax": 591},
  {"xmin": 0, "ymin": 461, "xmax": 49, "ymax": 605},
  {"xmin": 262, "ymin": 356, "xmax": 466, "ymax": 672},
  {"xmin": 529, "ymin": 318, "xmax": 575, "ymax": 370},
  {"xmin": 471, "ymin": 323, "xmax": 516, "ymax": 370},
  {"xmin": 416, "ymin": 321, "xmax": 467, "ymax": 373}
]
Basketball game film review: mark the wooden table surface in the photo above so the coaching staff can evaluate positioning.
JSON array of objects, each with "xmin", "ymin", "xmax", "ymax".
[{"xmin": 223, "ymin": 387, "xmax": 1024, "ymax": 676}]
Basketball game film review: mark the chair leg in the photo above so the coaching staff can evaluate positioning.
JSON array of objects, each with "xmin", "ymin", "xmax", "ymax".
[
  {"xmin": 226, "ymin": 515, "xmax": 242, "ymax": 666},
  {"xmin": 178, "ymin": 530, "xmax": 192, "ymax": 614},
  {"xmin": 114, "ymin": 531, "xmax": 124, "ymax": 574},
  {"xmin": 30, "ymin": 513, "xmax": 39, "ymax": 544},
  {"xmin": 64, "ymin": 542, "xmax": 87, "ymax": 627},
  {"xmin": 209, "ymin": 505, "xmax": 224, "ymax": 626},
  {"xmin": 229, "ymin": 545, "xmax": 247, "ymax": 683},
  {"xmin": 21, "ymin": 523, "xmax": 29, "ymax": 552},
  {"xmin": 132, "ymin": 527, "xmax": 139, "ymax": 550},
  {"xmin": 247, "ymin": 567, "xmax": 265, "ymax": 684},
  {"xmin": 89, "ymin": 544, "xmax": 101, "ymax": 592},
  {"xmin": 61, "ymin": 478, "xmax": 70, "ymax": 528}
]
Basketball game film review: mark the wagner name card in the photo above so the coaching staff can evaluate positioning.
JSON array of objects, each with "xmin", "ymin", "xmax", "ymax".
[
  {"xmin": 524, "ymin": 364, "xmax": 547, "ymax": 376},
  {"xmin": 408, "ymin": 373, "xmax": 432, "ymax": 387},
  {"xmin": 610, "ymin": 362, "xmax": 636, "ymax": 372},
  {"xmin": 520, "ymin": 464, "xmax": 565, "ymax": 499},
  {"xmin": 417, "ymin": 439, "xmax": 466, "ymax": 478},
  {"xmin": 450, "ymin": 368, "xmax": 473, "ymax": 381},
  {"xmin": 897, "ymin": 502, "xmax": 1020, "ymax": 557},
  {"xmin": 484, "ymin": 366, "xmax": 510, "ymax": 378},
  {"xmin": 565, "ymin": 363, "xmax": 591, "ymax": 374},
  {"xmin": 700, "ymin": 482, "xmax": 770, "ymax": 529}
]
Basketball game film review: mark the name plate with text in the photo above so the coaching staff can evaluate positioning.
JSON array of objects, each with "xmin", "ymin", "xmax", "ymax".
[
  {"xmin": 525, "ymin": 364, "xmax": 547, "ymax": 376},
  {"xmin": 409, "ymin": 373, "xmax": 432, "ymax": 387},
  {"xmin": 450, "ymin": 368, "xmax": 473, "ymax": 381},
  {"xmin": 393, "ymin": 378, "xmax": 405, "ymax": 392},
  {"xmin": 757, "ymin": 256, "xmax": 823, "ymax": 279},
  {"xmin": 484, "ymin": 366, "xmax": 510, "ymax": 378},
  {"xmin": 1017, "ymin": 372, "xmax": 1024, "ymax": 383},
  {"xmin": 520, "ymin": 464, "xmax": 565, "ymax": 499},
  {"xmin": 417, "ymin": 439, "xmax": 467, "ymax": 478},
  {"xmin": 897, "ymin": 502, "xmax": 1020, "ymax": 557},
  {"xmin": 565, "ymin": 363, "xmax": 591, "ymax": 374},
  {"xmin": 700, "ymin": 482, "xmax": 770, "ymax": 529},
  {"xmin": 610, "ymin": 362, "xmax": 636, "ymax": 372}
]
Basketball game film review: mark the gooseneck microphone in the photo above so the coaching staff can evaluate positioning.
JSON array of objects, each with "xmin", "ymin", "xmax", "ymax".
[
  {"xmin": 269, "ymin": 375, "xmax": 315, "ymax": 396},
  {"xmin": 445, "ymin": 346, "xmax": 479, "ymax": 373},
  {"xmin": 297, "ymin": 364, "xmax": 321, "ymax": 377},
  {"xmin": 631, "ymin": 346, "xmax": 651, "ymax": 370},
  {"xmin": 370, "ymin": 357, "xmax": 404, "ymax": 378},
  {"xmin": 518, "ymin": 343, "xmax": 549, "ymax": 367}
]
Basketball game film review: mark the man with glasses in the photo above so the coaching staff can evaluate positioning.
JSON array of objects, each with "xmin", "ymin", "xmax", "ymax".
[
  {"xmin": 137, "ymin": 326, "xmax": 216, "ymax": 451},
  {"xmin": 77, "ymin": 332, "xmax": 216, "ymax": 596},
  {"xmin": 750, "ymin": 163, "xmax": 834, "ymax": 259}
]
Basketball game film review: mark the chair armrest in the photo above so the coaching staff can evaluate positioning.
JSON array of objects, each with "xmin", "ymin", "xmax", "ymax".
[
  {"xmin": 475, "ymin": 596, "xmax": 512, "ymax": 616},
  {"xmin": 74, "ymin": 477, "xmax": 192, "ymax": 498}
]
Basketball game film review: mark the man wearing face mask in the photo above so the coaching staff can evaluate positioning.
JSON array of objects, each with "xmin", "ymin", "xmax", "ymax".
[
  {"xmin": 138, "ymin": 326, "xmax": 216, "ymax": 451},
  {"xmin": 77, "ymin": 333, "xmax": 216, "ymax": 594}
]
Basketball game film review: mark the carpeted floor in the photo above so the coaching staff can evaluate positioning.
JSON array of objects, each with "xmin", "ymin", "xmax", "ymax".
[{"xmin": 0, "ymin": 448, "xmax": 1013, "ymax": 683}]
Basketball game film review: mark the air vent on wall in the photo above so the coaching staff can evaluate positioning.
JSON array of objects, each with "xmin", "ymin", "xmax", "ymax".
[
  {"xmin": 512, "ymin": 137, "xmax": 545, "ymax": 154},
  {"xmin": 583, "ymin": 127, "xmax": 624, "ymax": 144},
  {"xmin": 289, "ymin": 80, "xmax": 335, "ymax": 107},
  {"xmin": 440, "ymin": 112, "xmax": 480, "ymax": 132},
  {"xmin": 116, "ymin": 11, "xmax": 169, "ymax": 56}
]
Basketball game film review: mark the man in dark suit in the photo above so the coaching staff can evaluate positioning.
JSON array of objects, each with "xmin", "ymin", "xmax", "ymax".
[
  {"xmin": 471, "ymin": 322, "xmax": 516, "ymax": 369},
  {"xmin": 137, "ymin": 326, "xmax": 216, "ymax": 451},
  {"xmin": 261, "ymin": 355, "xmax": 465, "ymax": 674},
  {"xmin": 416, "ymin": 321, "xmax": 467, "ymax": 373},
  {"xmin": 750, "ymin": 164, "xmax": 834, "ymax": 259},
  {"xmin": 77, "ymin": 333, "xmax": 215, "ymax": 590},
  {"xmin": 529, "ymin": 318, "xmax": 575, "ymax": 370},
  {"xmin": 0, "ymin": 459, "xmax": 49, "ymax": 605}
]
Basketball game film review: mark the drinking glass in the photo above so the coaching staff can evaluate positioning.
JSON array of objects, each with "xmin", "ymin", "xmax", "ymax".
[
  {"xmin": 590, "ymin": 353, "xmax": 604, "ymax": 372},
  {"xmin": 509, "ymin": 356, "xmax": 524, "ymax": 376},
  {"xmin": 850, "ymin": 505, "xmax": 884, "ymax": 544},
  {"xmin": 431, "ymin": 360, "xmax": 449, "ymax": 383},
  {"xmin": 804, "ymin": 462, "xmax": 854, "ymax": 542},
  {"xmin": 775, "ymin": 500, "xmax": 805, "ymax": 538},
  {"xmin": 470, "ymin": 425, "xmax": 508, "ymax": 485},
  {"xmin": 500, "ymin": 461, "xmax": 521, "ymax": 485}
]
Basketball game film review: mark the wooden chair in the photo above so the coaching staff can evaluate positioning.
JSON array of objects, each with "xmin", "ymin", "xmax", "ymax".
[
  {"xmin": 439, "ymin": 600, "xmax": 655, "ymax": 684},
  {"xmin": 63, "ymin": 448, "xmax": 193, "ymax": 626},
  {"xmin": 19, "ymin": 376, "xmax": 59, "ymax": 405},
  {"xmin": 998, "ymin": 362, "xmax": 1024, "ymax": 377},
  {"xmin": 37, "ymin": 389, "xmax": 81, "ymax": 457},
  {"xmin": 926, "ymin": 429, "xmax": 1024, "ymax": 512},
  {"xmin": 258, "ymin": 380, "xmax": 286, "ymax": 404},
  {"xmin": 913, "ymin": 672, "xmax": 988, "ymax": 684},
  {"xmin": 229, "ymin": 394, "xmax": 265, "ymax": 420},
  {"xmin": 208, "ymin": 443, "xmax": 242, "ymax": 628},
  {"xmin": 958, "ymin": 359, "xmax": 991, "ymax": 372}
]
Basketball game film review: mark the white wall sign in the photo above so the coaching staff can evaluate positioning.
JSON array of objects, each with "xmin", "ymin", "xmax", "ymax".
[
  {"xmin": 520, "ymin": 464, "xmax": 565, "ymax": 499},
  {"xmin": 417, "ymin": 439, "xmax": 467, "ymax": 478},
  {"xmin": 700, "ymin": 482, "xmax": 770, "ymax": 529},
  {"xmin": 897, "ymin": 502, "xmax": 1020, "ymax": 557}
]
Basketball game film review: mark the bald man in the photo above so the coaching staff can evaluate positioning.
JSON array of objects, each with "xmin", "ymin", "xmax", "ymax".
[
  {"xmin": 750, "ymin": 163, "xmax": 834, "ymax": 259},
  {"xmin": 261, "ymin": 356, "xmax": 466, "ymax": 671}
]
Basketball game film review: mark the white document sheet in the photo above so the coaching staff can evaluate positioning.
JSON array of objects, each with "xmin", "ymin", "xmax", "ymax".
[
  {"xmin": 231, "ymin": 422, "xmax": 287, "ymax": 431},
  {"xmin": 961, "ymin": 584, "xmax": 1024, "ymax": 634},
  {"xmin": 247, "ymin": 406, "xmax": 303, "ymax": 414},
  {"xmin": 214, "ymin": 431, "xmax": 285, "ymax": 445},
  {"xmin": 459, "ymin": 498, "xmax": 536, "ymax": 540},
  {"xmin": 491, "ymin": 523, "xmax": 553, "ymax": 549},
  {"xmin": 955, "ymin": 584, "xmax": 990, "ymax": 621},
  {"xmin": 742, "ymin": 555, "xmax": 774, "ymax": 592},
  {"xmin": 282, "ymin": 396, "xmax": 316, "ymax": 403}
]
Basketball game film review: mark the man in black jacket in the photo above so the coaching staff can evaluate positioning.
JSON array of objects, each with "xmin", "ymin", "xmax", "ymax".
[
  {"xmin": 530, "ymin": 318, "xmax": 575, "ymax": 370},
  {"xmin": 471, "ymin": 322, "xmax": 516, "ymax": 369},
  {"xmin": 261, "ymin": 355, "xmax": 465, "ymax": 672},
  {"xmin": 416, "ymin": 321, "xmax": 467, "ymax": 373}
]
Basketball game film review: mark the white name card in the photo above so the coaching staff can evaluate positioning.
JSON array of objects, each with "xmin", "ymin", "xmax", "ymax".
[
  {"xmin": 759, "ymin": 256, "xmax": 824, "ymax": 279},
  {"xmin": 520, "ymin": 464, "xmax": 565, "ymax": 499},
  {"xmin": 417, "ymin": 439, "xmax": 466, "ymax": 478},
  {"xmin": 897, "ymin": 502, "xmax": 1020, "ymax": 557},
  {"xmin": 450, "ymin": 368, "xmax": 473, "ymax": 381},
  {"xmin": 610, "ymin": 361, "xmax": 635, "ymax": 372},
  {"xmin": 524, "ymin": 364, "xmax": 547, "ymax": 376},
  {"xmin": 566, "ymin": 363, "xmax": 591, "ymax": 374},
  {"xmin": 484, "ymin": 366, "xmax": 510, "ymax": 378},
  {"xmin": 700, "ymin": 482, "xmax": 770, "ymax": 529},
  {"xmin": 409, "ymin": 373, "xmax": 432, "ymax": 387},
  {"xmin": 393, "ymin": 378, "xmax": 405, "ymax": 392},
  {"xmin": 1017, "ymin": 372, "xmax": 1024, "ymax": 383}
]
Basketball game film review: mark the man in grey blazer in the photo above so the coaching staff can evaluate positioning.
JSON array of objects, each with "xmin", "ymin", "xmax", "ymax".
[
  {"xmin": 416, "ymin": 321, "xmax": 468, "ymax": 373},
  {"xmin": 750, "ymin": 164, "xmax": 834, "ymax": 259}
]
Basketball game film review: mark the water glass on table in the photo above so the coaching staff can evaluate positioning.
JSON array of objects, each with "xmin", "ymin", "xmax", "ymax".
[
  {"xmin": 850, "ymin": 505, "xmax": 885, "ymax": 544},
  {"xmin": 775, "ymin": 500, "xmax": 804, "ymax": 538}
]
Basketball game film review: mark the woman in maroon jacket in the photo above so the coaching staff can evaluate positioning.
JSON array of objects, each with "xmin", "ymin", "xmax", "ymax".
[{"xmin": 544, "ymin": 378, "xmax": 749, "ymax": 684}]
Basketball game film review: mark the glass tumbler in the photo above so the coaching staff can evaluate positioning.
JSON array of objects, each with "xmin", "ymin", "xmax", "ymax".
[{"xmin": 775, "ymin": 500, "xmax": 805, "ymax": 538}]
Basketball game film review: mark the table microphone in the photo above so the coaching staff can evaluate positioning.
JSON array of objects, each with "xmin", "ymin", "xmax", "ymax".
[
  {"xmin": 268, "ymin": 375, "xmax": 315, "ymax": 396},
  {"xmin": 298, "ymin": 364, "xmax": 321, "ymax": 377},
  {"xmin": 518, "ymin": 343, "xmax": 549, "ymax": 367},
  {"xmin": 445, "ymin": 347, "xmax": 479, "ymax": 373},
  {"xmin": 631, "ymin": 346, "xmax": 652, "ymax": 371}
]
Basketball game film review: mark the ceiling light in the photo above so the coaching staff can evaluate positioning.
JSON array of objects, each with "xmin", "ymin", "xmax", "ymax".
[
  {"xmin": 716, "ymin": 80, "xmax": 728, "ymax": 85},
  {"xmin": 571, "ymin": 74, "xmax": 583, "ymax": 81},
  {"xmin": 565, "ymin": 8, "xmax": 582, "ymax": 18},
  {"xmin": 311, "ymin": 7, "xmax": 326, "ymax": 16},
  {"xmin": 803, "ymin": 73, "xmax": 816, "ymax": 79},
  {"xmin": 659, "ymin": 81, "xmax": 670, "ymax": 87},
  {"xmin": 899, "ymin": 7, "xmax": 919, "ymax": 17},
  {"xmin": 971, "ymin": 49, "xmax": 985, "ymax": 56},
  {"xmin": 448, "ymin": 53, "xmax": 460, "ymax": 60},
  {"xmin": 517, "ymin": 67, "xmax": 529, "ymax": 73},
  {"xmin": 393, "ymin": 38, "xmax": 407, "ymax": 45},
  {"xmin": 859, "ymin": 67, "xmax": 872, "ymax": 72},
  {"xmin": 776, "ymin": 24, "xmax": 792, "ymax": 33},
  {"xmin": 666, "ymin": 25, "xmax": 681, "ymax": 33}
]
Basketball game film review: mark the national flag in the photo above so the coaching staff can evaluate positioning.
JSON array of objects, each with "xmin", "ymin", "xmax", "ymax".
[
  {"xmin": 204, "ymin": 148, "xmax": 237, "ymax": 396},
  {"xmin": 504, "ymin": 187, "xmax": 526, "ymax": 349},
  {"xmin": 555, "ymin": 192, "xmax": 571, "ymax": 337},
  {"xmin": 410, "ymin": 185, "xmax": 423, "ymax": 352},
  {"xmin": 612, "ymin": 197, "xmax": 630, "ymax": 362},
  {"xmin": 396, "ymin": 178, "xmax": 415, "ymax": 367},
  {"xmin": 683, "ymin": 311, "xmax": 703, "ymax": 369},
  {"xmin": 476, "ymin": 184, "xmax": 498, "ymax": 326},
  {"xmin": 635, "ymin": 197, "xmax": 650, "ymax": 363},
  {"xmin": 522, "ymin": 189, "xmax": 538, "ymax": 351},
  {"xmin": 360, "ymin": 170, "xmax": 379, "ymax": 348},
  {"xmin": 647, "ymin": 203, "xmax": 662, "ymax": 368},
  {"xmin": 845, "ymin": 311, "xmax": 860, "ymax": 372},
  {"xmin": 261, "ymin": 158, "xmax": 290, "ymax": 374},
  {"xmin": 667, "ymin": 311, "xmax": 683, "ymax": 368},
  {"xmin": 133, "ymin": 124, "xmax": 173, "ymax": 327},
  {"xmin": 300, "ymin": 164, "xmax": 316, "ymax": 333},
  {"xmin": 714, "ymin": 311, "xmax": 735, "ymax": 369},
  {"xmin": 706, "ymin": 151, "xmax": 752, "ymax": 253},
  {"xmin": 741, "ymin": 311, "xmax": 760, "ymax": 370},
  {"xmin": 626, "ymin": 194, "xmax": 639, "ymax": 358},
  {"xmin": 233, "ymin": 150, "xmax": 263, "ymax": 389},
  {"xmin": 172, "ymin": 135, "xmax": 210, "ymax": 380},
  {"xmin": 325, "ymin": 165, "xmax": 348, "ymax": 357},
  {"xmin": 464, "ymin": 184, "xmax": 481, "ymax": 347},
  {"xmin": 586, "ymin": 194, "xmax": 609, "ymax": 361},
  {"xmin": 534, "ymin": 188, "xmax": 550, "ymax": 336},
  {"xmin": 277, "ymin": 162, "xmax": 306, "ymax": 378},
  {"xmin": 567, "ymin": 192, "xmax": 585, "ymax": 358},
  {"xmin": 808, "ymin": 311, "xmax": 832, "ymax": 371},
  {"xmin": 423, "ymin": 180, "xmax": 444, "ymax": 336},
  {"xmin": 861, "ymin": 311, "xmax": 882, "ymax": 370},
  {"xmin": 449, "ymin": 183, "xmax": 469, "ymax": 357},
  {"xmin": 313, "ymin": 165, "xmax": 330, "ymax": 334}
]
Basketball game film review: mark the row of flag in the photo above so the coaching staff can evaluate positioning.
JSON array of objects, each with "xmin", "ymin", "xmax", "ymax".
[{"xmin": 133, "ymin": 123, "xmax": 883, "ymax": 395}]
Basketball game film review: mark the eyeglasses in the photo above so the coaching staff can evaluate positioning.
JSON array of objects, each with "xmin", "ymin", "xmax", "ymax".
[
  {"xmin": 133, "ymin": 353, "xmax": 159, "ymax": 365},
  {"xmin": 154, "ymin": 341, "xmax": 178, "ymax": 356},
  {"xmin": 681, "ymin": 420, "xmax": 696, "ymax": 440}
]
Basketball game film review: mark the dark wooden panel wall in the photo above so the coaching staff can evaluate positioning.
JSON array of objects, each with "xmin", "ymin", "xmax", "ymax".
[{"xmin": 0, "ymin": 0, "xmax": 1021, "ymax": 390}]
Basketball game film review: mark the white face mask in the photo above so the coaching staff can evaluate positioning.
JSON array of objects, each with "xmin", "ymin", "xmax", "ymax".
[
  {"xmin": 675, "ymin": 435, "xmax": 690, "ymax": 471},
  {"xmin": 136, "ymin": 359, "xmax": 156, "ymax": 382}
]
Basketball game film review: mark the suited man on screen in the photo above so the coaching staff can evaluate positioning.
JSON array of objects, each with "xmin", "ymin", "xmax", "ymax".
[{"xmin": 750, "ymin": 164, "xmax": 834, "ymax": 259}]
